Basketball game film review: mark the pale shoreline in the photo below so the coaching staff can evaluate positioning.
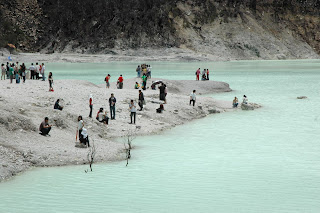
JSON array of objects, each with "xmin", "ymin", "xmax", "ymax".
[{"xmin": 0, "ymin": 76, "xmax": 239, "ymax": 182}]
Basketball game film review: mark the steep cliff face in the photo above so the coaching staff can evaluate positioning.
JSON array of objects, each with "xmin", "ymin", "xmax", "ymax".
[{"xmin": 1, "ymin": 0, "xmax": 319, "ymax": 60}]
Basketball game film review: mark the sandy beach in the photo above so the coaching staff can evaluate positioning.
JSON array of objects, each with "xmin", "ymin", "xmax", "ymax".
[{"xmin": 0, "ymin": 76, "xmax": 235, "ymax": 182}]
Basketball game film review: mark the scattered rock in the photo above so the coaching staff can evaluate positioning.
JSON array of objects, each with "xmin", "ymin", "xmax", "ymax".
[{"xmin": 297, "ymin": 96, "xmax": 307, "ymax": 99}]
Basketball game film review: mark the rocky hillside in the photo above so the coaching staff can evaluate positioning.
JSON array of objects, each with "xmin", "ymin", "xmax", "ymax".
[{"xmin": 0, "ymin": 0, "xmax": 319, "ymax": 60}]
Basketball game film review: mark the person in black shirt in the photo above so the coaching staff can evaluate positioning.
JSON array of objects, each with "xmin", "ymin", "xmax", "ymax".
[
  {"xmin": 138, "ymin": 90, "xmax": 144, "ymax": 111},
  {"xmin": 109, "ymin": 93, "xmax": 116, "ymax": 119}
]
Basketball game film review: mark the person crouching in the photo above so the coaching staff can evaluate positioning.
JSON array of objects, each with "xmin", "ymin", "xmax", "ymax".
[
  {"xmin": 96, "ymin": 108, "xmax": 109, "ymax": 125},
  {"xmin": 39, "ymin": 117, "xmax": 52, "ymax": 136}
]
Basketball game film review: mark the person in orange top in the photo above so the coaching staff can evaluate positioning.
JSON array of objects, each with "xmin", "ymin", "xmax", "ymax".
[
  {"xmin": 117, "ymin": 75, "xmax": 124, "ymax": 89},
  {"xmin": 196, "ymin": 68, "xmax": 200, "ymax": 81}
]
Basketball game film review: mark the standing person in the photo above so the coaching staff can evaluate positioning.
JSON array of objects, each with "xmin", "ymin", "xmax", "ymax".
[
  {"xmin": 129, "ymin": 100, "xmax": 136, "ymax": 124},
  {"xmin": 148, "ymin": 65, "xmax": 152, "ymax": 78},
  {"xmin": 6, "ymin": 62, "xmax": 9, "ymax": 78},
  {"xmin": 35, "ymin": 62, "xmax": 40, "ymax": 80},
  {"xmin": 118, "ymin": 75, "xmax": 124, "ymax": 89},
  {"xmin": 104, "ymin": 74, "xmax": 111, "ymax": 89},
  {"xmin": 141, "ymin": 73, "xmax": 147, "ymax": 90},
  {"xmin": 138, "ymin": 90, "xmax": 144, "ymax": 111},
  {"xmin": 21, "ymin": 63, "xmax": 26, "ymax": 83},
  {"xmin": 29, "ymin": 63, "xmax": 35, "ymax": 79},
  {"xmin": 89, "ymin": 94, "xmax": 93, "ymax": 118},
  {"xmin": 196, "ymin": 68, "xmax": 200, "ymax": 81},
  {"xmin": 77, "ymin": 116, "xmax": 84, "ymax": 142},
  {"xmin": 9, "ymin": 64, "xmax": 14, "ymax": 84},
  {"xmin": 1, "ymin": 64, "xmax": 5, "ymax": 80},
  {"xmin": 136, "ymin": 65, "xmax": 141, "ymax": 78},
  {"xmin": 206, "ymin": 69, "xmax": 209, "ymax": 80},
  {"xmin": 190, "ymin": 90, "xmax": 196, "ymax": 106},
  {"xmin": 39, "ymin": 117, "xmax": 52, "ymax": 136},
  {"xmin": 48, "ymin": 72, "xmax": 53, "ymax": 91},
  {"xmin": 159, "ymin": 83, "xmax": 166, "ymax": 104},
  {"xmin": 41, "ymin": 63, "xmax": 46, "ymax": 81},
  {"xmin": 109, "ymin": 93, "xmax": 116, "ymax": 120},
  {"xmin": 15, "ymin": 65, "xmax": 20, "ymax": 84}
]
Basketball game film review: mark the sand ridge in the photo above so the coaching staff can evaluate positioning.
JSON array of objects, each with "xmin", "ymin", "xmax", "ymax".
[{"xmin": 0, "ymin": 77, "xmax": 232, "ymax": 182}]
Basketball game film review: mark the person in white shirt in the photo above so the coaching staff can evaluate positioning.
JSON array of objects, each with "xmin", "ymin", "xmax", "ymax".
[
  {"xmin": 77, "ymin": 116, "xmax": 84, "ymax": 142},
  {"xmin": 35, "ymin": 62, "xmax": 40, "ymax": 80},
  {"xmin": 242, "ymin": 95, "xmax": 248, "ymax": 104},
  {"xmin": 29, "ymin": 63, "xmax": 36, "ymax": 79},
  {"xmin": 190, "ymin": 90, "xmax": 196, "ymax": 106},
  {"xmin": 129, "ymin": 100, "xmax": 136, "ymax": 124},
  {"xmin": 96, "ymin": 108, "xmax": 109, "ymax": 125}
]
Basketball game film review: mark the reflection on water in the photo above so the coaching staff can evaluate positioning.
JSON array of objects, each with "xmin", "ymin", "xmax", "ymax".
[{"xmin": 0, "ymin": 60, "xmax": 320, "ymax": 213}]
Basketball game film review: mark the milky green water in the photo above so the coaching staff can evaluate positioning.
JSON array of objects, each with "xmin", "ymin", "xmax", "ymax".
[{"xmin": 1, "ymin": 60, "xmax": 320, "ymax": 213}]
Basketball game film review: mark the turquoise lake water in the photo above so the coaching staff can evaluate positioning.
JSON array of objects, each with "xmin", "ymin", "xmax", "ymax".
[{"xmin": 1, "ymin": 60, "xmax": 320, "ymax": 213}]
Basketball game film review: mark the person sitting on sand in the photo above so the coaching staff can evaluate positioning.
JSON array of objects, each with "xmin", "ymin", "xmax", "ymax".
[
  {"xmin": 96, "ymin": 108, "xmax": 109, "ymax": 125},
  {"xmin": 117, "ymin": 75, "xmax": 124, "ymax": 89},
  {"xmin": 190, "ymin": 90, "xmax": 196, "ymax": 106},
  {"xmin": 54, "ymin": 99, "xmax": 63, "ymax": 110},
  {"xmin": 233, "ymin": 97, "xmax": 239, "ymax": 108},
  {"xmin": 156, "ymin": 104, "xmax": 164, "ymax": 113},
  {"xmin": 135, "ymin": 82, "xmax": 140, "ymax": 89},
  {"xmin": 77, "ymin": 116, "xmax": 84, "ymax": 142},
  {"xmin": 242, "ymin": 95, "xmax": 248, "ymax": 104},
  {"xmin": 39, "ymin": 117, "xmax": 52, "ymax": 136},
  {"xmin": 80, "ymin": 128, "xmax": 90, "ymax": 147}
]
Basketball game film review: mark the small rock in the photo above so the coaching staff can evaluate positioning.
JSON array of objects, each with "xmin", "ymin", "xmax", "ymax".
[
  {"xmin": 297, "ymin": 96, "xmax": 307, "ymax": 99},
  {"xmin": 198, "ymin": 106, "xmax": 203, "ymax": 110}
]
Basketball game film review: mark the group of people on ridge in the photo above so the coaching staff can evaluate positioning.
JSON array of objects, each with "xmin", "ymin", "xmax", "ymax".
[{"xmin": 195, "ymin": 68, "xmax": 210, "ymax": 81}]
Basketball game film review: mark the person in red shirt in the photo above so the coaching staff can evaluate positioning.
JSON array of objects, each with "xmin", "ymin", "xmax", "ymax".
[
  {"xmin": 104, "ymin": 74, "xmax": 110, "ymax": 89},
  {"xmin": 196, "ymin": 68, "xmax": 200, "ymax": 81},
  {"xmin": 117, "ymin": 75, "xmax": 124, "ymax": 89},
  {"xmin": 89, "ymin": 94, "xmax": 93, "ymax": 118},
  {"xmin": 206, "ymin": 69, "xmax": 209, "ymax": 80}
]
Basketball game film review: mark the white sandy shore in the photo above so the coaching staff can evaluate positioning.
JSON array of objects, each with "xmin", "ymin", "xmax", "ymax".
[{"xmin": 0, "ymin": 77, "xmax": 233, "ymax": 182}]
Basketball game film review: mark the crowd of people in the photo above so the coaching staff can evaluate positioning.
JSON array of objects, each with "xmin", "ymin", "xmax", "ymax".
[
  {"xmin": 195, "ymin": 68, "xmax": 210, "ymax": 81},
  {"xmin": 1, "ymin": 62, "xmax": 247, "ymax": 148},
  {"xmin": 1, "ymin": 61, "xmax": 54, "ymax": 91}
]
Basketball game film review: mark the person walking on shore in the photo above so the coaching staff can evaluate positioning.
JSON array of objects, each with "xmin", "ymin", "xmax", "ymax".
[
  {"xmin": 190, "ymin": 90, "xmax": 196, "ymax": 106},
  {"xmin": 39, "ymin": 117, "xmax": 52, "ymax": 136},
  {"xmin": 159, "ymin": 83, "xmax": 166, "ymax": 104},
  {"xmin": 35, "ymin": 62, "xmax": 40, "ymax": 80},
  {"xmin": 141, "ymin": 73, "xmax": 147, "ymax": 90},
  {"xmin": 129, "ymin": 100, "xmax": 136, "ymax": 124},
  {"xmin": 77, "ymin": 116, "xmax": 84, "ymax": 142},
  {"xmin": 29, "ymin": 63, "xmax": 36, "ymax": 80},
  {"xmin": 138, "ymin": 90, "xmax": 144, "ymax": 111},
  {"xmin": 41, "ymin": 63, "xmax": 46, "ymax": 81},
  {"xmin": 118, "ymin": 75, "xmax": 124, "ymax": 89},
  {"xmin": 105, "ymin": 74, "xmax": 110, "ymax": 89},
  {"xmin": 48, "ymin": 72, "xmax": 54, "ymax": 91},
  {"xmin": 21, "ymin": 63, "xmax": 26, "ymax": 83},
  {"xmin": 9, "ymin": 64, "xmax": 14, "ymax": 83},
  {"xmin": 89, "ymin": 94, "xmax": 93, "ymax": 118},
  {"xmin": 136, "ymin": 65, "xmax": 141, "ymax": 78},
  {"xmin": 109, "ymin": 93, "xmax": 116, "ymax": 120},
  {"xmin": 196, "ymin": 68, "xmax": 200, "ymax": 81},
  {"xmin": 1, "ymin": 64, "xmax": 6, "ymax": 80}
]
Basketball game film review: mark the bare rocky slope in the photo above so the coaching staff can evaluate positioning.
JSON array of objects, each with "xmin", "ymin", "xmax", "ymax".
[{"xmin": 0, "ymin": 0, "xmax": 319, "ymax": 60}]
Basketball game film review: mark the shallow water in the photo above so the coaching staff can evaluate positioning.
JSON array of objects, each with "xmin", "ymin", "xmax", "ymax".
[{"xmin": 1, "ymin": 60, "xmax": 320, "ymax": 213}]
